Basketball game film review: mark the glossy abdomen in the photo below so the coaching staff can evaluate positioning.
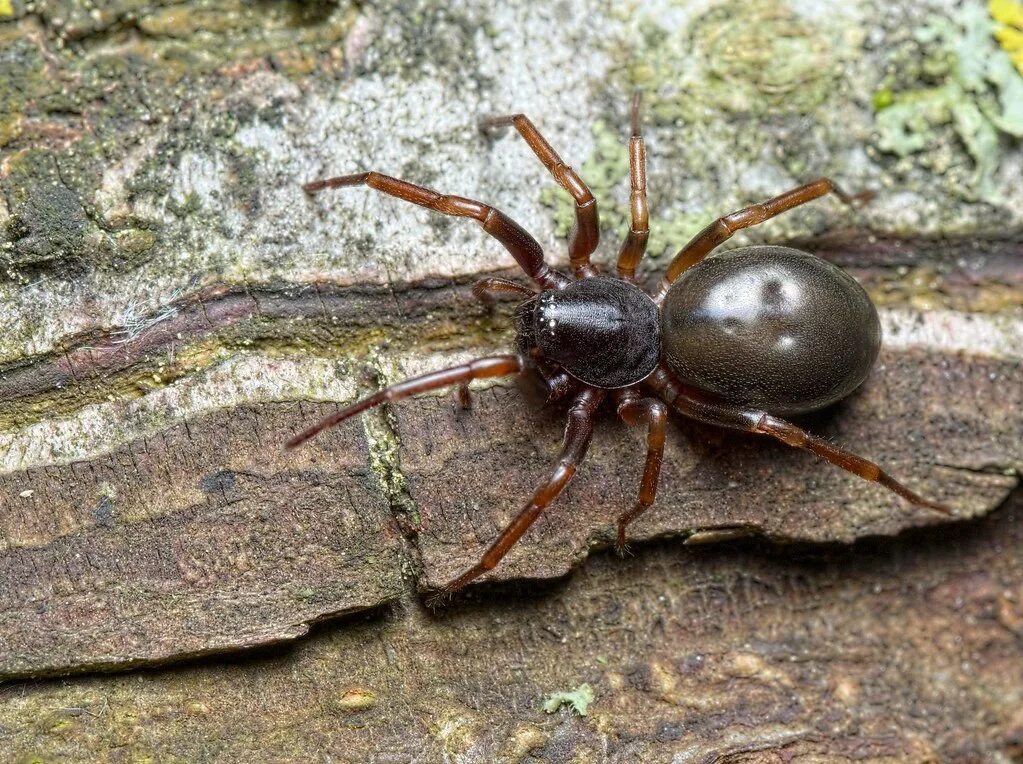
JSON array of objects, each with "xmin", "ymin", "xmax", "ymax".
[{"xmin": 660, "ymin": 245, "xmax": 881, "ymax": 415}]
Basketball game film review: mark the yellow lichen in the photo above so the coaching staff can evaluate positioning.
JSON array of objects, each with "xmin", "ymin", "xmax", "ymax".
[
  {"xmin": 333, "ymin": 687, "xmax": 377, "ymax": 712},
  {"xmin": 991, "ymin": 0, "xmax": 1023, "ymax": 74}
]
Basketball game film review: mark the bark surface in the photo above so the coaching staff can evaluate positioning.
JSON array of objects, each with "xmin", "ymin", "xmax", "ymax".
[{"xmin": 1, "ymin": 0, "xmax": 1021, "ymax": 759}]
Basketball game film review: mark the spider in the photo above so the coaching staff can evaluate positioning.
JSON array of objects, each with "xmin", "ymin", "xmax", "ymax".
[{"xmin": 288, "ymin": 95, "xmax": 951, "ymax": 596}]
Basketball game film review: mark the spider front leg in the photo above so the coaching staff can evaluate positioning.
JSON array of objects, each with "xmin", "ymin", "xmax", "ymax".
[
  {"xmin": 654, "ymin": 178, "xmax": 872, "ymax": 302},
  {"xmin": 432, "ymin": 387, "xmax": 606, "ymax": 598},
  {"xmin": 304, "ymin": 171, "xmax": 568, "ymax": 291},
  {"xmin": 648, "ymin": 368, "xmax": 952, "ymax": 515},
  {"xmin": 616, "ymin": 92, "xmax": 651, "ymax": 283},
  {"xmin": 480, "ymin": 112, "xmax": 599, "ymax": 278},
  {"xmin": 285, "ymin": 354, "xmax": 530, "ymax": 448},
  {"xmin": 471, "ymin": 277, "xmax": 536, "ymax": 304}
]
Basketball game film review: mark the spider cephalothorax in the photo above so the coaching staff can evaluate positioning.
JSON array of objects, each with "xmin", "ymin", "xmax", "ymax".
[
  {"xmin": 288, "ymin": 96, "xmax": 951, "ymax": 597},
  {"xmin": 523, "ymin": 277, "xmax": 660, "ymax": 389}
]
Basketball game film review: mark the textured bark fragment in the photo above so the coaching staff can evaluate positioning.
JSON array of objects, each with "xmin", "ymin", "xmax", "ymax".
[
  {"xmin": 0, "ymin": 279, "xmax": 492, "ymax": 431},
  {"xmin": 0, "ymin": 403, "xmax": 404, "ymax": 678},
  {"xmin": 1, "ymin": 492, "xmax": 1021, "ymax": 761},
  {"xmin": 1, "ymin": 0, "xmax": 1023, "ymax": 755},
  {"xmin": 0, "ymin": 313, "xmax": 1018, "ymax": 677}
]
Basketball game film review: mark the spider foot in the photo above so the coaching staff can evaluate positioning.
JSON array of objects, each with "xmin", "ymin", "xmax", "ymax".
[
  {"xmin": 614, "ymin": 528, "xmax": 634, "ymax": 558},
  {"xmin": 425, "ymin": 586, "xmax": 457, "ymax": 609},
  {"xmin": 477, "ymin": 113, "xmax": 515, "ymax": 136},
  {"xmin": 919, "ymin": 497, "xmax": 954, "ymax": 516},
  {"xmin": 426, "ymin": 563, "xmax": 487, "ymax": 608}
]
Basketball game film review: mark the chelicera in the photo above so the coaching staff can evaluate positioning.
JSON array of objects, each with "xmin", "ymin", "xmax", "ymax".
[{"xmin": 288, "ymin": 95, "xmax": 951, "ymax": 596}]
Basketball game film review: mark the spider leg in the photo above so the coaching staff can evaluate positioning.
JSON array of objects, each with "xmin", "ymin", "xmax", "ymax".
[
  {"xmin": 285, "ymin": 354, "xmax": 529, "ymax": 449},
  {"xmin": 616, "ymin": 93, "xmax": 650, "ymax": 283},
  {"xmin": 304, "ymin": 172, "xmax": 568, "ymax": 291},
  {"xmin": 471, "ymin": 276, "xmax": 536, "ymax": 304},
  {"xmin": 537, "ymin": 367, "xmax": 577, "ymax": 406},
  {"xmin": 614, "ymin": 389, "xmax": 668, "ymax": 553},
  {"xmin": 456, "ymin": 382, "xmax": 472, "ymax": 410},
  {"xmin": 654, "ymin": 178, "xmax": 872, "ymax": 302},
  {"xmin": 433, "ymin": 387, "xmax": 606, "ymax": 596},
  {"xmin": 647, "ymin": 366, "xmax": 952, "ymax": 515},
  {"xmin": 480, "ymin": 112, "xmax": 598, "ymax": 278}
]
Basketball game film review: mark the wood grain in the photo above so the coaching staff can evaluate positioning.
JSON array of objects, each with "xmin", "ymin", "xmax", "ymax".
[
  {"xmin": 2, "ymin": 492, "xmax": 1021, "ymax": 761},
  {"xmin": 0, "ymin": 404, "xmax": 404, "ymax": 677}
]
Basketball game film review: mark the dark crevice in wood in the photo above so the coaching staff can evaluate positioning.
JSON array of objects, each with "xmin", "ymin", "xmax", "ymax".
[
  {"xmin": 0, "ymin": 598, "xmax": 396, "ymax": 687},
  {"xmin": 7, "ymin": 483, "xmax": 1017, "ymax": 686}
]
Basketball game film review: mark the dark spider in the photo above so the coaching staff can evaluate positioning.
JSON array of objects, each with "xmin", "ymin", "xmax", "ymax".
[{"xmin": 288, "ymin": 95, "xmax": 952, "ymax": 596}]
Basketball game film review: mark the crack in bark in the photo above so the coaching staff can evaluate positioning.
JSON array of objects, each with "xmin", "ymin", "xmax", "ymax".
[
  {"xmin": 4, "ymin": 483, "xmax": 1020, "ymax": 687},
  {"xmin": 933, "ymin": 461, "xmax": 1021, "ymax": 478},
  {"xmin": 357, "ymin": 352, "xmax": 428, "ymax": 590}
]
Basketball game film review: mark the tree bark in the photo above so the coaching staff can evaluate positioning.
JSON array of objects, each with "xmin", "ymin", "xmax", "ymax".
[{"xmin": 1, "ymin": 0, "xmax": 1021, "ymax": 759}]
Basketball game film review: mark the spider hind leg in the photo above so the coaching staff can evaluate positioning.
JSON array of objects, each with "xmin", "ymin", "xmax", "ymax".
[{"xmin": 647, "ymin": 367, "xmax": 953, "ymax": 515}]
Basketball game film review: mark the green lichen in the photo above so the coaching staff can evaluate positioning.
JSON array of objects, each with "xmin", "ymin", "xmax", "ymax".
[
  {"xmin": 1, "ymin": 149, "xmax": 95, "ymax": 272},
  {"xmin": 542, "ymin": 683, "xmax": 594, "ymax": 717},
  {"xmin": 108, "ymin": 228, "xmax": 157, "ymax": 266},
  {"xmin": 32, "ymin": 1, "xmax": 356, "ymax": 76},
  {"xmin": 539, "ymin": 120, "xmax": 708, "ymax": 264},
  {"xmin": 359, "ymin": 349, "xmax": 420, "ymax": 532},
  {"xmin": 330, "ymin": 687, "xmax": 377, "ymax": 713},
  {"xmin": 874, "ymin": 4, "xmax": 1023, "ymax": 201},
  {"xmin": 625, "ymin": 0, "xmax": 840, "ymax": 123},
  {"xmin": 0, "ymin": 33, "xmax": 54, "ymax": 149},
  {"xmin": 0, "ymin": 140, "xmax": 165, "ymax": 278},
  {"xmin": 0, "ymin": 2, "xmax": 359, "ymax": 281},
  {"xmin": 538, "ymin": 0, "xmax": 863, "ymax": 269},
  {"xmin": 540, "ymin": 120, "xmax": 627, "ymax": 245}
]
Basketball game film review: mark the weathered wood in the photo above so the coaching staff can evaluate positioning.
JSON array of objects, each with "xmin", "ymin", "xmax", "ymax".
[
  {"xmin": 1, "ymin": 493, "xmax": 1022, "ymax": 761},
  {"xmin": 1, "ymin": 325, "xmax": 1016, "ymax": 676},
  {"xmin": 401, "ymin": 345, "xmax": 1019, "ymax": 588},
  {"xmin": 0, "ymin": 403, "xmax": 405, "ymax": 677},
  {"xmin": 2, "ymin": 0, "xmax": 1023, "ymax": 757}
]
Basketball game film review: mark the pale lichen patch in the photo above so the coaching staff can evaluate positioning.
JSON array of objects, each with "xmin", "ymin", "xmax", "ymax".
[{"xmin": 0, "ymin": 353, "xmax": 357, "ymax": 475}]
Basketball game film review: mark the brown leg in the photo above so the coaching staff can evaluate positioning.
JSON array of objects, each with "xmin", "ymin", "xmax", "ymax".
[
  {"xmin": 647, "ymin": 366, "xmax": 952, "ymax": 515},
  {"xmin": 537, "ymin": 368, "xmax": 577, "ymax": 406},
  {"xmin": 304, "ymin": 172, "xmax": 568, "ymax": 291},
  {"xmin": 616, "ymin": 93, "xmax": 650, "ymax": 283},
  {"xmin": 433, "ymin": 387, "xmax": 606, "ymax": 596},
  {"xmin": 471, "ymin": 277, "xmax": 536, "ymax": 304},
  {"xmin": 654, "ymin": 178, "xmax": 872, "ymax": 301},
  {"xmin": 457, "ymin": 382, "xmax": 472, "ymax": 410},
  {"xmin": 285, "ymin": 354, "xmax": 529, "ymax": 449},
  {"xmin": 480, "ymin": 113, "xmax": 599, "ymax": 278},
  {"xmin": 614, "ymin": 389, "xmax": 668, "ymax": 552}
]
